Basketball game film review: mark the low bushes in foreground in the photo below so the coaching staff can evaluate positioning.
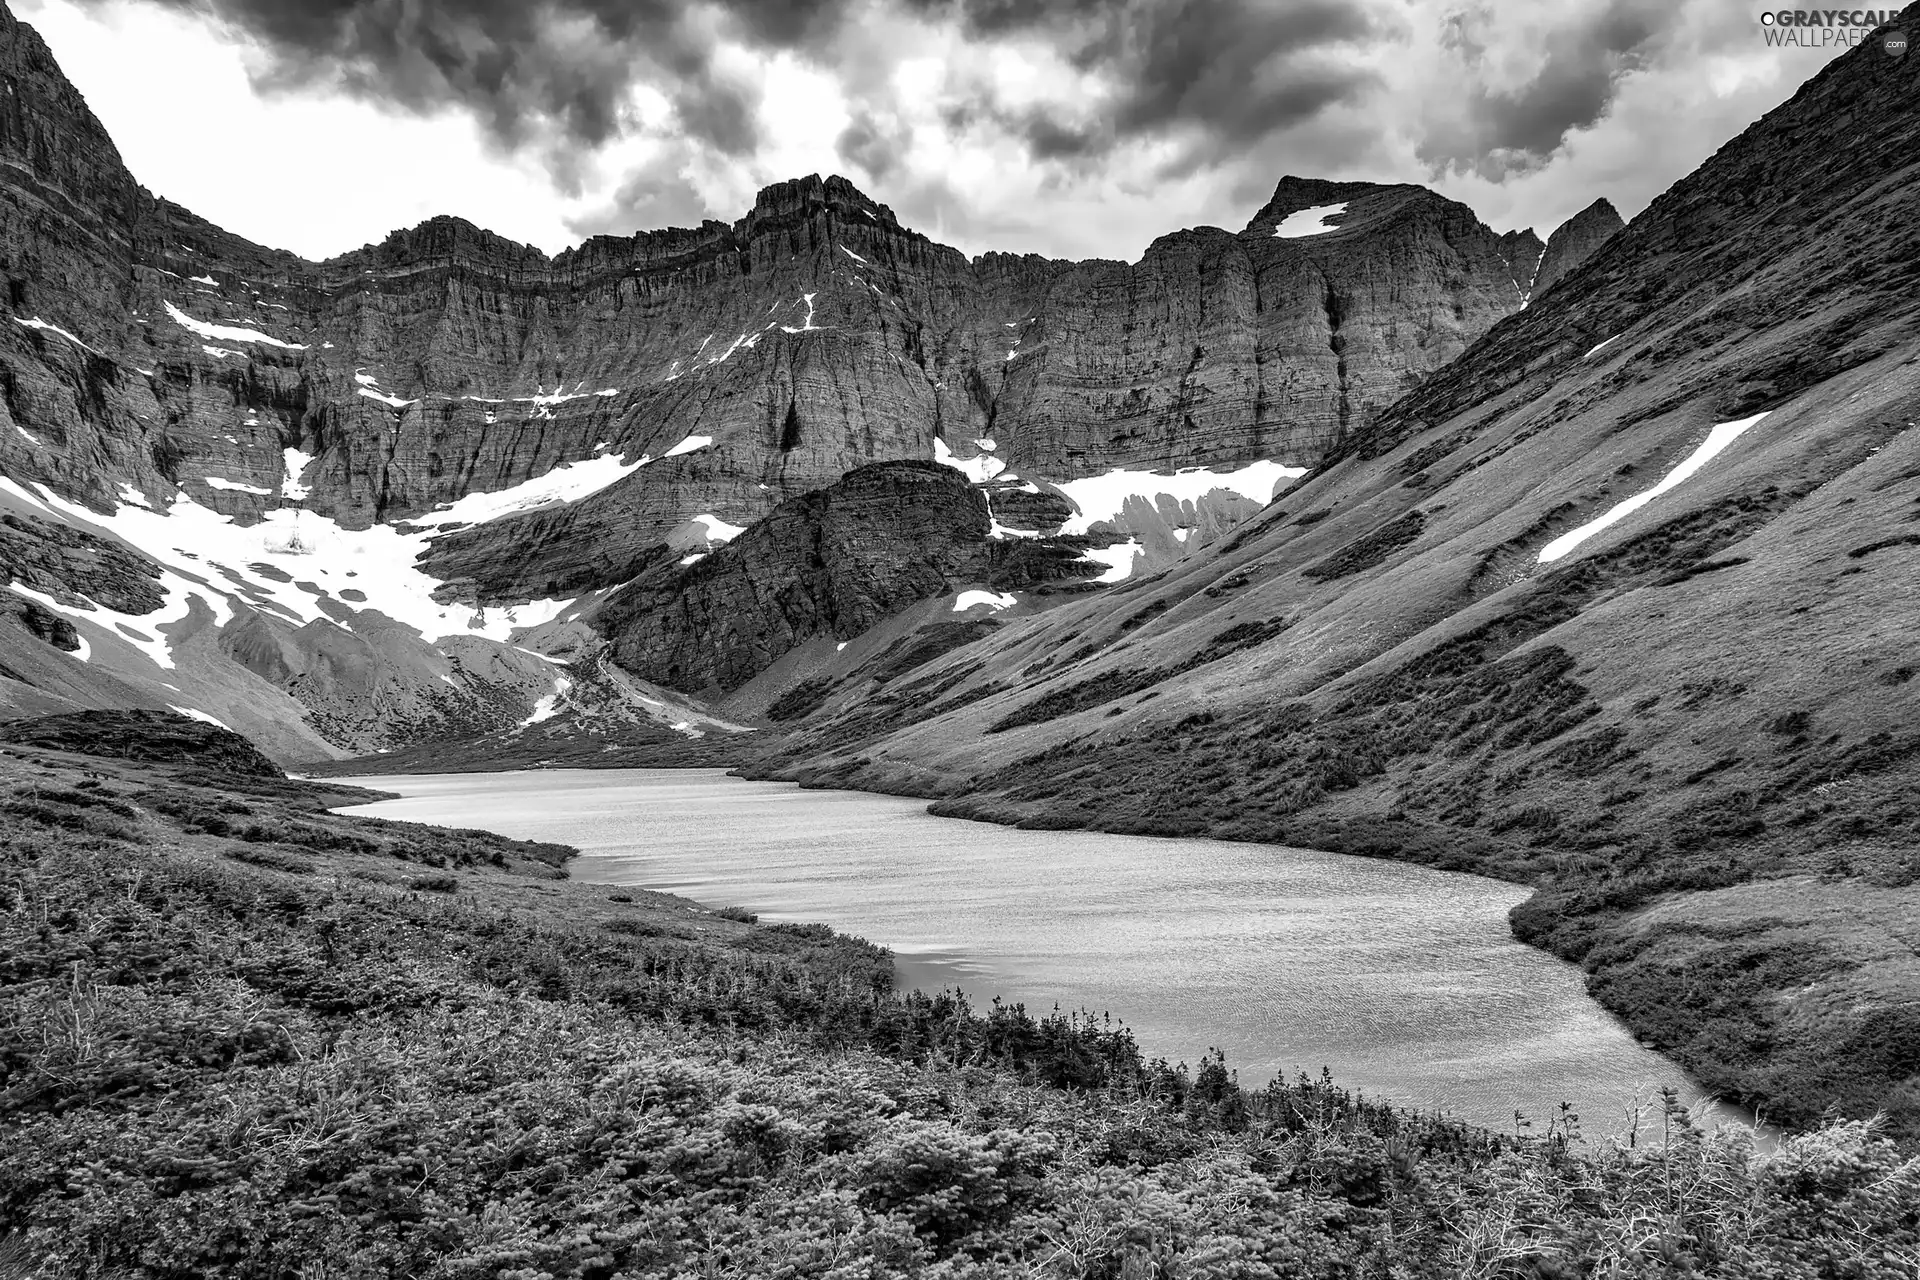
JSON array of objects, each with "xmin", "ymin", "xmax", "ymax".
[{"xmin": 1, "ymin": 757, "xmax": 1916, "ymax": 1276}]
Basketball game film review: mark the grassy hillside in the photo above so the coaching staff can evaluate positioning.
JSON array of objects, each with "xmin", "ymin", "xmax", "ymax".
[{"xmin": 5, "ymin": 713, "xmax": 1917, "ymax": 1277}]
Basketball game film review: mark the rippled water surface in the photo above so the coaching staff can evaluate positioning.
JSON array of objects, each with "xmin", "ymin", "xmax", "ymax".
[{"xmin": 342, "ymin": 767, "xmax": 1735, "ymax": 1135}]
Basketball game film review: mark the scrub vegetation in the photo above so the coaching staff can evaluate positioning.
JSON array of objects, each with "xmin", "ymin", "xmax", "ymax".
[{"xmin": 3, "ymin": 714, "xmax": 1917, "ymax": 1278}]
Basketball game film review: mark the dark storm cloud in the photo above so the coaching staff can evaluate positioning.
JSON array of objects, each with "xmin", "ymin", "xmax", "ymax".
[
  {"xmin": 88, "ymin": 0, "xmax": 851, "ymax": 178},
  {"xmin": 562, "ymin": 151, "xmax": 713, "ymax": 240},
  {"xmin": 105, "ymin": 0, "xmax": 1376, "ymax": 198},
  {"xmin": 915, "ymin": 0, "xmax": 1378, "ymax": 161},
  {"xmin": 835, "ymin": 110, "xmax": 913, "ymax": 184},
  {"xmin": 1103, "ymin": 0, "xmax": 1374, "ymax": 142},
  {"xmin": 1418, "ymin": 0, "xmax": 1675, "ymax": 179},
  {"xmin": 1020, "ymin": 115, "xmax": 1104, "ymax": 161}
]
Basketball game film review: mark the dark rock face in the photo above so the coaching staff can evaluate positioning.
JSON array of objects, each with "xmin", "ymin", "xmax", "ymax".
[
  {"xmin": 989, "ymin": 177, "xmax": 1543, "ymax": 478},
  {"xmin": 0, "ymin": 707, "xmax": 283, "ymax": 775},
  {"xmin": 8, "ymin": 595, "xmax": 75, "ymax": 648},
  {"xmin": 602, "ymin": 461, "xmax": 1083, "ymax": 693},
  {"xmin": 1498, "ymin": 229, "xmax": 1545, "ymax": 294},
  {"xmin": 0, "ymin": 512, "xmax": 164, "ymax": 613},
  {"xmin": 1530, "ymin": 199, "xmax": 1624, "ymax": 299}
]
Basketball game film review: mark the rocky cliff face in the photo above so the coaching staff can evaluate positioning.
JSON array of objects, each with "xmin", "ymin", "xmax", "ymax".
[
  {"xmin": 1529, "ymin": 198, "xmax": 1624, "ymax": 299},
  {"xmin": 0, "ymin": 0, "xmax": 1537, "ymax": 572},
  {"xmin": 0, "ymin": 0, "xmax": 1554, "ymax": 760},
  {"xmin": 601, "ymin": 461, "xmax": 1101, "ymax": 694},
  {"xmin": 749, "ymin": 11, "xmax": 1920, "ymax": 1137}
]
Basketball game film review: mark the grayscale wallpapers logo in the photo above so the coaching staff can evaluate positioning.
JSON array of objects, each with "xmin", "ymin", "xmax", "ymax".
[{"xmin": 1756, "ymin": 10, "xmax": 1909, "ymax": 51}]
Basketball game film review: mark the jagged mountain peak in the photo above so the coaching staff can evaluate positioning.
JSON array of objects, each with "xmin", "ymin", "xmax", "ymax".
[
  {"xmin": 737, "ymin": 172, "xmax": 906, "ymax": 236},
  {"xmin": 1529, "ymin": 198, "xmax": 1626, "ymax": 297},
  {"xmin": 1566, "ymin": 195, "xmax": 1622, "ymax": 225},
  {"xmin": 1352, "ymin": 5, "xmax": 1918, "ymax": 462},
  {"xmin": 1240, "ymin": 175, "xmax": 1444, "ymax": 238},
  {"xmin": 337, "ymin": 214, "xmax": 553, "ymax": 271}
]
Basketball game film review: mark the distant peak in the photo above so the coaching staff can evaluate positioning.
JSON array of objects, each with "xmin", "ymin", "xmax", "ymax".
[
  {"xmin": 1257, "ymin": 175, "xmax": 1426, "ymax": 218},
  {"xmin": 739, "ymin": 173, "xmax": 903, "ymax": 235},
  {"xmin": 1241, "ymin": 175, "xmax": 1451, "ymax": 240},
  {"xmin": 1531, "ymin": 198, "xmax": 1627, "ymax": 298},
  {"xmin": 1565, "ymin": 198, "xmax": 1625, "ymax": 232},
  {"xmin": 360, "ymin": 215, "xmax": 549, "ymax": 266}
]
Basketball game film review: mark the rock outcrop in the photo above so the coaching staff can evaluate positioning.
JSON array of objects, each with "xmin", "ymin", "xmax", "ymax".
[
  {"xmin": 1529, "ymin": 198, "xmax": 1624, "ymax": 299},
  {"xmin": 0, "ymin": 707, "xmax": 285, "ymax": 776},
  {"xmin": 601, "ymin": 461, "xmax": 1099, "ymax": 693},
  {"xmin": 0, "ymin": 512, "xmax": 163, "ymax": 613}
]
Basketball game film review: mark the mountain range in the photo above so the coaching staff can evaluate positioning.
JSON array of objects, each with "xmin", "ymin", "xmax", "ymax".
[{"xmin": 0, "ymin": 0, "xmax": 1916, "ymax": 1136}]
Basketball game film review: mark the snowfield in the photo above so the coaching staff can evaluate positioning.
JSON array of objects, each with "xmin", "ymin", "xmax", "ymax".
[
  {"xmin": 164, "ymin": 301, "xmax": 306, "ymax": 350},
  {"xmin": 0, "ymin": 474, "xmax": 576, "ymax": 672},
  {"xmin": 406, "ymin": 452, "xmax": 650, "ymax": 528},
  {"xmin": 1052, "ymin": 460, "xmax": 1305, "ymax": 535},
  {"xmin": 691, "ymin": 514, "xmax": 747, "ymax": 543},
  {"xmin": 517, "ymin": 677, "xmax": 571, "ymax": 727},
  {"xmin": 1082, "ymin": 540, "xmax": 1143, "ymax": 583},
  {"xmin": 1273, "ymin": 203, "xmax": 1348, "ymax": 238},
  {"xmin": 13, "ymin": 316, "xmax": 102, "ymax": 354},
  {"xmin": 933, "ymin": 437, "xmax": 1008, "ymax": 483},
  {"xmin": 953, "ymin": 590, "xmax": 1017, "ymax": 612}
]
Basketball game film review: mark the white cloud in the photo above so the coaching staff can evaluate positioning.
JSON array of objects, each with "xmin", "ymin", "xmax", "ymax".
[
  {"xmin": 17, "ymin": 0, "xmax": 1857, "ymax": 264},
  {"xmin": 22, "ymin": 0, "xmax": 578, "ymax": 257}
]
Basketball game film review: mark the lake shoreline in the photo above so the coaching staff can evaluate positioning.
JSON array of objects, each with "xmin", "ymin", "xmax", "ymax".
[{"xmin": 336, "ymin": 766, "xmax": 1758, "ymax": 1139}]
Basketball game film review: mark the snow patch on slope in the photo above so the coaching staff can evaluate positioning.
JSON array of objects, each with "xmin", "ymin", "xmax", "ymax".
[
  {"xmin": 691, "ymin": 513, "xmax": 746, "ymax": 542},
  {"xmin": 204, "ymin": 477, "xmax": 273, "ymax": 496},
  {"xmin": 1053, "ymin": 460, "xmax": 1304, "ymax": 535},
  {"xmin": 518, "ymin": 677, "xmax": 571, "ymax": 727},
  {"xmin": 13, "ymin": 316, "xmax": 102, "ymax": 355},
  {"xmin": 281, "ymin": 449, "xmax": 314, "ymax": 501},
  {"xmin": 1273, "ymin": 203, "xmax": 1348, "ymax": 238},
  {"xmin": 406, "ymin": 452, "xmax": 649, "ymax": 528},
  {"xmin": 1082, "ymin": 541, "xmax": 1142, "ymax": 583},
  {"xmin": 357, "ymin": 387, "xmax": 416, "ymax": 410},
  {"xmin": 664, "ymin": 435, "xmax": 713, "ymax": 458},
  {"xmin": 953, "ymin": 590, "xmax": 1017, "ymax": 612},
  {"xmin": 164, "ymin": 301, "xmax": 306, "ymax": 350},
  {"xmin": 0, "ymin": 476, "xmax": 575, "ymax": 669},
  {"xmin": 1538, "ymin": 412, "xmax": 1773, "ymax": 564},
  {"xmin": 933, "ymin": 436, "xmax": 1007, "ymax": 483},
  {"xmin": 779, "ymin": 293, "xmax": 821, "ymax": 334}
]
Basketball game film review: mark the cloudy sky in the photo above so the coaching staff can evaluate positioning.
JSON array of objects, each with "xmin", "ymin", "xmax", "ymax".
[{"xmin": 18, "ymin": 0, "xmax": 1849, "ymax": 263}]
